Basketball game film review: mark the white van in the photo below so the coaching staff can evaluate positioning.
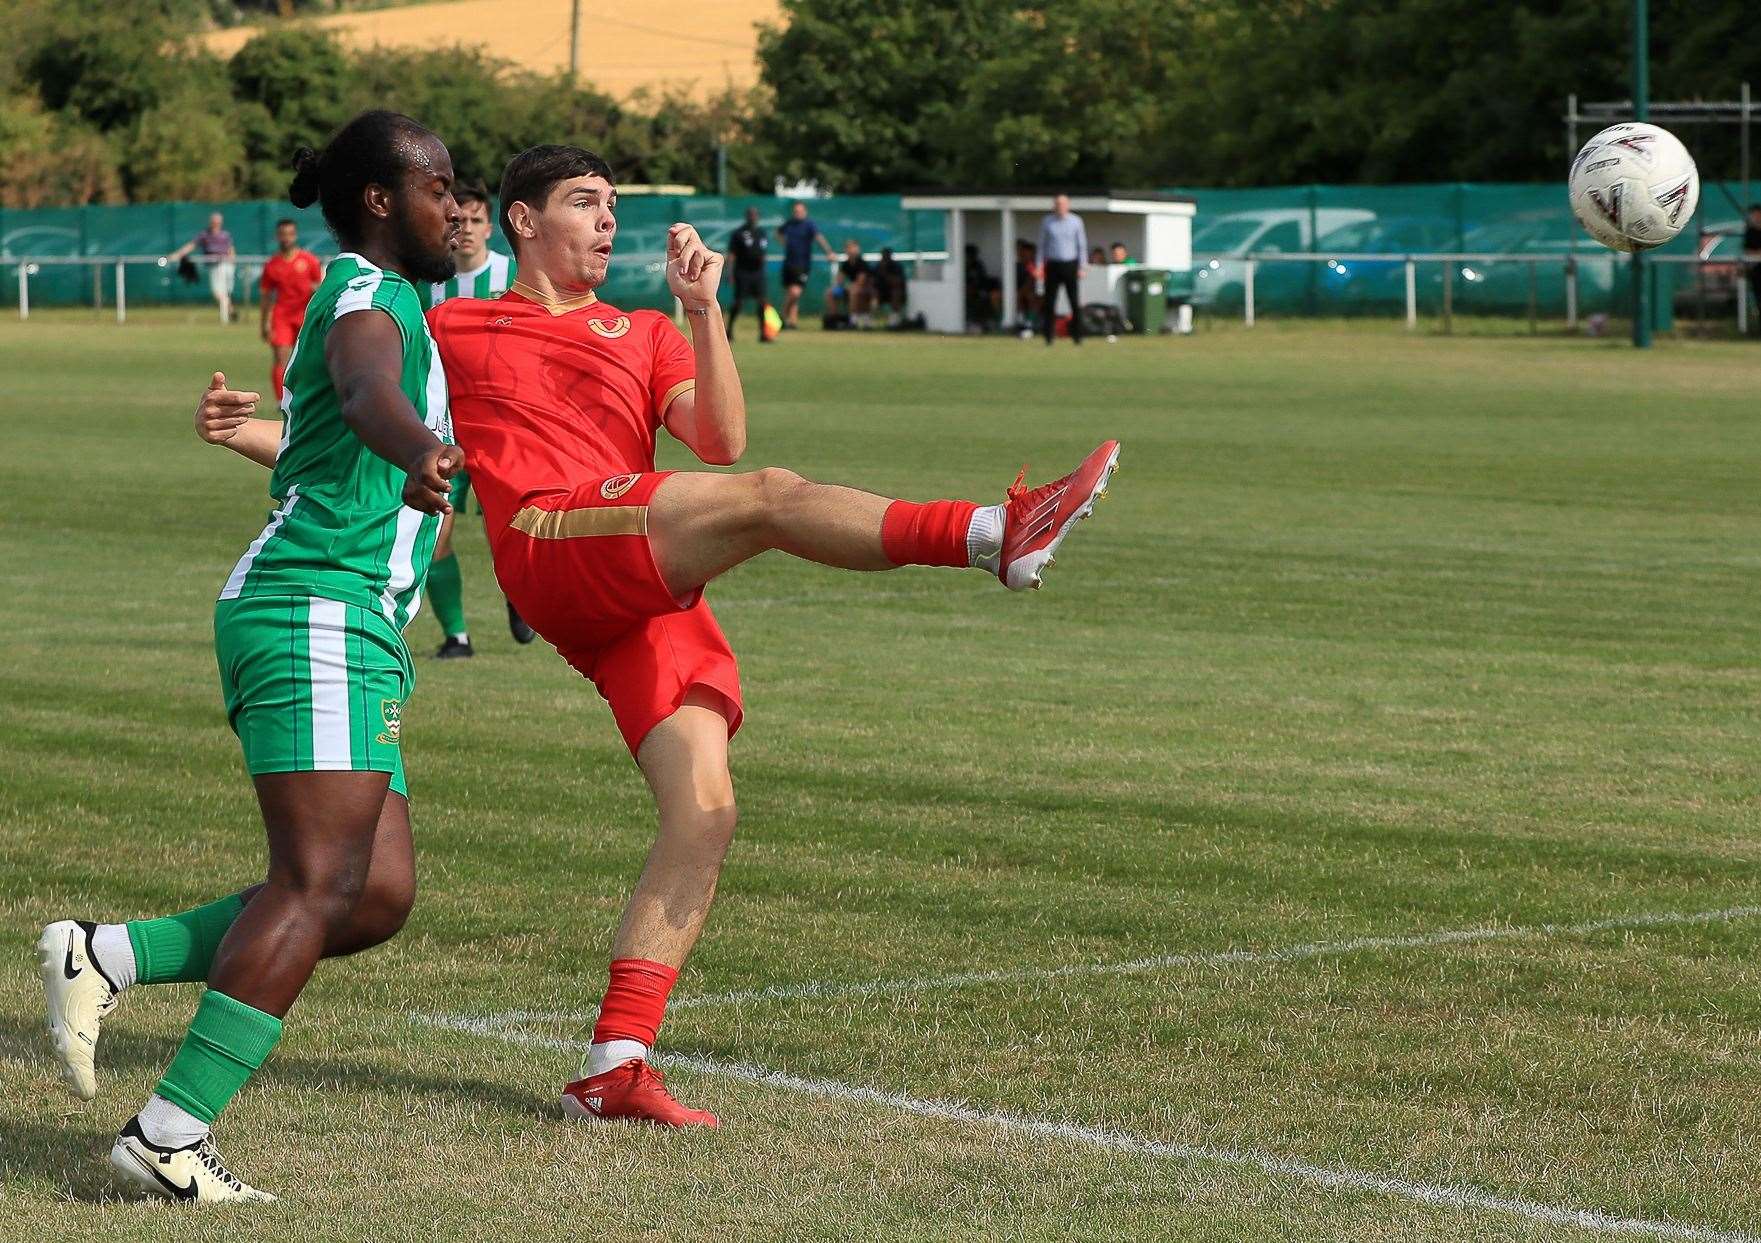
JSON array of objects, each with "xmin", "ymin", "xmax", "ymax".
[{"xmin": 1188, "ymin": 208, "xmax": 1374, "ymax": 309}]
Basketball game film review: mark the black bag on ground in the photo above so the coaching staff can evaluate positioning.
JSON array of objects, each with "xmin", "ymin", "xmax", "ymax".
[{"xmin": 1080, "ymin": 302, "xmax": 1128, "ymax": 336}]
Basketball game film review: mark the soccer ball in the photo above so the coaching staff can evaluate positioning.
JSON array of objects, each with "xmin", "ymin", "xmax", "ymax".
[{"xmin": 1568, "ymin": 122, "xmax": 1699, "ymax": 253}]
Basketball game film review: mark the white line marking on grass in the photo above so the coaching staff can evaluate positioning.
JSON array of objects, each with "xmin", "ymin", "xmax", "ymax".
[
  {"xmin": 413, "ymin": 1011, "xmax": 1761, "ymax": 1243},
  {"xmin": 457, "ymin": 904, "xmax": 1761, "ymax": 1027}
]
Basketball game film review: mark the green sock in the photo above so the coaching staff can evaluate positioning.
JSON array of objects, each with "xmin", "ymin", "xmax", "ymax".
[
  {"xmin": 126, "ymin": 892, "xmax": 247, "ymax": 985},
  {"xmin": 154, "ymin": 989, "xmax": 283, "ymax": 1125},
  {"xmin": 427, "ymin": 551, "xmax": 468, "ymax": 638}
]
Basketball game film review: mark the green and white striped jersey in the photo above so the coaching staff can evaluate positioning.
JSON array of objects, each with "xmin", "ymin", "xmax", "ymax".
[
  {"xmin": 219, "ymin": 253, "xmax": 452, "ymax": 633},
  {"xmin": 427, "ymin": 250, "xmax": 516, "ymax": 306}
]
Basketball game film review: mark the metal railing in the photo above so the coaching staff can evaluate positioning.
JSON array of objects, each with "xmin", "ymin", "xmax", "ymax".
[
  {"xmin": 0, "ymin": 249, "xmax": 953, "ymax": 323},
  {"xmin": 1, "ymin": 253, "xmax": 267, "ymax": 323},
  {"xmin": 1193, "ymin": 250, "xmax": 1755, "ymax": 333}
]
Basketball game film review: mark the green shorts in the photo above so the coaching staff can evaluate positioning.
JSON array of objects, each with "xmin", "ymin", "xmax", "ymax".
[
  {"xmin": 448, "ymin": 469, "xmax": 471, "ymax": 514},
  {"xmin": 214, "ymin": 595, "xmax": 414, "ymax": 797}
]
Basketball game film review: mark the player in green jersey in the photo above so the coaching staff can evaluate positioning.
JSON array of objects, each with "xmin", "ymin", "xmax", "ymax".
[
  {"xmin": 425, "ymin": 180, "xmax": 516, "ymax": 307},
  {"xmin": 420, "ymin": 179, "xmax": 534, "ymax": 657},
  {"xmin": 37, "ymin": 111, "xmax": 465, "ymax": 1204}
]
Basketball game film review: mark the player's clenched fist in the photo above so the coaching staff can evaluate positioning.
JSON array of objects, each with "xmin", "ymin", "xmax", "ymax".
[
  {"xmin": 195, "ymin": 371, "xmax": 261, "ymax": 445},
  {"xmin": 665, "ymin": 223, "xmax": 722, "ymax": 311},
  {"xmin": 403, "ymin": 443, "xmax": 465, "ymax": 515}
]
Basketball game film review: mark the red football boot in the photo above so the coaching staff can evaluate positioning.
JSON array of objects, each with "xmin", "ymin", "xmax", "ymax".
[
  {"xmin": 560, "ymin": 1059, "xmax": 719, "ymax": 1128},
  {"xmin": 988, "ymin": 439, "xmax": 1121, "ymax": 590}
]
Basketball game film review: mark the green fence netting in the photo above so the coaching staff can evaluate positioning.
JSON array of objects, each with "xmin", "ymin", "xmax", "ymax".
[
  {"xmin": 1171, "ymin": 180, "xmax": 1752, "ymax": 319},
  {"xmin": 0, "ymin": 194, "xmax": 941, "ymax": 313},
  {"xmin": 2, "ymin": 182, "xmax": 1749, "ymax": 319}
]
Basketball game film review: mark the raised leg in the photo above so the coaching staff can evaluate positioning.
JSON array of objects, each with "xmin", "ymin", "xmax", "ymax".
[{"xmin": 647, "ymin": 468, "xmax": 907, "ymax": 595}]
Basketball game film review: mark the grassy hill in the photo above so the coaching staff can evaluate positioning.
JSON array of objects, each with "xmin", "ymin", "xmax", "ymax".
[{"xmin": 199, "ymin": 0, "xmax": 777, "ymax": 100}]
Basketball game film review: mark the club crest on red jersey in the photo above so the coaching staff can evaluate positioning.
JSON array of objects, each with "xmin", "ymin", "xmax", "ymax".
[
  {"xmin": 588, "ymin": 315, "xmax": 632, "ymax": 339},
  {"xmin": 600, "ymin": 473, "xmax": 640, "ymax": 500}
]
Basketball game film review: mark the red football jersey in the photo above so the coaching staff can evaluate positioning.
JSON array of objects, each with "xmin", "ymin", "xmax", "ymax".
[
  {"xmin": 259, "ymin": 249, "xmax": 322, "ymax": 321},
  {"xmin": 428, "ymin": 287, "xmax": 696, "ymax": 543}
]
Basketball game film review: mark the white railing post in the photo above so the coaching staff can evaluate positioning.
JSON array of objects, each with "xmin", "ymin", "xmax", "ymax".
[
  {"xmin": 115, "ymin": 260, "xmax": 126, "ymax": 325},
  {"xmin": 1565, "ymin": 259, "xmax": 1578, "ymax": 330},
  {"xmin": 18, "ymin": 264, "xmax": 29, "ymax": 320},
  {"xmin": 1244, "ymin": 258, "xmax": 1256, "ymax": 327},
  {"xmin": 1404, "ymin": 259, "xmax": 1416, "ymax": 330}
]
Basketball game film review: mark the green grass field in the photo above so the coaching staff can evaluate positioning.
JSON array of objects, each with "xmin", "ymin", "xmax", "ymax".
[{"xmin": 3, "ymin": 311, "xmax": 1760, "ymax": 1242}]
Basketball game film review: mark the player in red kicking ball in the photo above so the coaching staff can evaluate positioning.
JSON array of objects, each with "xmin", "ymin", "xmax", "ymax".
[{"xmin": 425, "ymin": 145, "xmax": 1120, "ymax": 1128}]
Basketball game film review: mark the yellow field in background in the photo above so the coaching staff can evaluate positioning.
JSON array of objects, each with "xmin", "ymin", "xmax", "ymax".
[{"xmin": 199, "ymin": 0, "xmax": 778, "ymax": 100}]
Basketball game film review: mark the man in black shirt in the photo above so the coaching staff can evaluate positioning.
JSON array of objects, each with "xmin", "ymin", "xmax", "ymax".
[
  {"xmin": 872, "ymin": 247, "xmax": 906, "ymax": 322},
  {"xmin": 826, "ymin": 238, "xmax": 872, "ymax": 327},
  {"xmin": 1743, "ymin": 205, "xmax": 1761, "ymax": 334},
  {"xmin": 724, "ymin": 206, "xmax": 770, "ymax": 343}
]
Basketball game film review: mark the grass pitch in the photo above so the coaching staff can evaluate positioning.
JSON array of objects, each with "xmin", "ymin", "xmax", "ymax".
[{"xmin": 2, "ymin": 311, "xmax": 1760, "ymax": 1242}]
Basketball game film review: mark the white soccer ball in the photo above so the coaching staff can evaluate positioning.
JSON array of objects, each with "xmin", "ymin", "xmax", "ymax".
[{"xmin": 1568, "ymin": 122, "xmax": 1699, "ymax": 253}]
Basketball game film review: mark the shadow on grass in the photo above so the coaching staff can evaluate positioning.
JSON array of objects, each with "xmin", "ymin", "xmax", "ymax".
[{"xmin": 0, "ymin": 1008, "xmax": 558, "ymax": 1200}]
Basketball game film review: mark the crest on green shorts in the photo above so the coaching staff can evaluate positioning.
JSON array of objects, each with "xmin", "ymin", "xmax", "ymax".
[{"xmin": 377, "ymin": 698, "xmax": 402, "ymax": 746}]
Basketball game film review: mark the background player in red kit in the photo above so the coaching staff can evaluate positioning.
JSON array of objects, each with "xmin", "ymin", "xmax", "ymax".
[
  {"xmin": 258, "ymin": 218, "xmax": 322, "ymax": 399},
  {"xmin": 427, "ymin": 144, "xmax": 1120, "ymax": 1128}
]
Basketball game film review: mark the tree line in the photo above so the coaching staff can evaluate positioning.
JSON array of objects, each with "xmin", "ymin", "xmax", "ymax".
[
  {"xmin": 2, "ymin": 0, "xmax": 1758, "ymax": 209},
  {"xmin": 0, "ymin": 0, "xmax": 770, "ymax": 208}
]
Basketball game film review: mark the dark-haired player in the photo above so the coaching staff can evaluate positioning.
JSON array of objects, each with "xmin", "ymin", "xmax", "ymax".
[
  {"xmin": 180, "ymin": 145, "xmax": 1120, "ymax": 1132},
  {"xmin": 258, "ymin": 218, "xmax": 322, "ymax": 400},
  {"xmin": 427, "ymin": 145, "xmax": 1120, "ymax": 1127},
  {"xmin": 420, "ymin": 180, "xmax": 529, "ymax": 657},
  {"xmin": 38, "ymin": 110, "xmax": 463, "ymax": 1202},
  {"xmin": 723, "ymin": 205, "xmax": 769, "ymax": 344}
]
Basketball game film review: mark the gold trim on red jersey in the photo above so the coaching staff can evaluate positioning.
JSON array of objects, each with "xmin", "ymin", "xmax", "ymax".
[
  {"xmin": 508, "ymin": 279, "xmax": 600, "ymax": 315},
  {"xmin": 659, "ymin": 379, "xmax": 696, "ymax": 419},
  {"xmin": 510, "ymin": 504, "xmax": 647, "ymax": 539}
]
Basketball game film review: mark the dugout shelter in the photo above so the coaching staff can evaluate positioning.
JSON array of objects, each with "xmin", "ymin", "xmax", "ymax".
[{"xmin": 899, "ymin": 192, "xmax": 1196, "ymax": 333}]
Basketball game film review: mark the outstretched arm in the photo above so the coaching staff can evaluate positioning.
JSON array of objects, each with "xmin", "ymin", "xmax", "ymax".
[
  {"xmin": 326, "ymin": 312, "xmax": 463, "ymax": 514},
  {"xmin": 196, "ymin": 372, "xmax": 282, "ymax": 468},
  {"xmin": 662, "ymin": 223, "xmax": 746, "ymax": 466}
]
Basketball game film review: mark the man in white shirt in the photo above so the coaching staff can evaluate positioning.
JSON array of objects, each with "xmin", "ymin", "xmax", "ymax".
[{"xmin": 1037, "ymin": 194, "xmax": 1089, "ymax": 346}]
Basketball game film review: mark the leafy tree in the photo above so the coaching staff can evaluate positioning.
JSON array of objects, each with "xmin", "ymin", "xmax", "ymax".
[
  {"xmin": 758, "ymin": 0, "xmax": 1017, "ymax": 191},
  {"xmin": 127, "ymin": 93, "xmax": 248, "ymax": 200},
  {"xmin": 228, "ymin": 26, "xmax": 353, "ymax": 186},
  {"xmin": 0, "ymin": 93, "xmax": 122, "ymax": 207},
  {"xmin": 25, "ymin": 6, "xmax": 182, "ymax": 132},
  {"xmin": 611, "ymin": 86, "xmax": 776, "ymax": 192}
]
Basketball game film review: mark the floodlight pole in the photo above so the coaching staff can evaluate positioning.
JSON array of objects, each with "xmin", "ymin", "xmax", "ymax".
[
  {"xmin": 1743, "ymin": 81, "xmax": 1752, "ymax": 212},
  {"xmin": 569, "ymin": 0, "xmax": 581, "ymax": 82},
  {"xmin": 1631, "ymin": 0, "xmax": 1651, "ymax": 348}
]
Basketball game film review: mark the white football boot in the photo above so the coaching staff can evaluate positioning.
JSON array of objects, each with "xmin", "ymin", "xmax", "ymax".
[
  {"xmin": 110, "ymin": 1117, "xmax": 277, "ymax": 1204},
  {"xmin": 37, "ymin": 919, "xmax": 120, "ymax": 1101}
]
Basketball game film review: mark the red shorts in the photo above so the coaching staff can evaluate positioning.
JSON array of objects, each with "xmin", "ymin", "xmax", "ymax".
[
  {"xmin": 267, "ymin": 315, "xmax": 302, "ymax": 347},
  {"xmin": 492, "ymin": 470, "xmax": 743, "ymax": 754}
]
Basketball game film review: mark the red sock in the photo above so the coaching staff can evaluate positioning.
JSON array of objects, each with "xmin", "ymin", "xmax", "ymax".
[
  {"xmin": 270, "ymin": 362, "xmax": 286, "ymax": 399},
  {"xmin": 590, "ymin": 958, "xmax": 679, "ymax": 1047},
  {"xmin": 881, "ymin": 499, "xmax": 979, "ymax": 567}
]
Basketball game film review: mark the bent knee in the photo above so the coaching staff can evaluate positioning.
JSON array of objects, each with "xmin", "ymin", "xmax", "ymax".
[
  {"xmin": 748, "ymin": 467, "xmax": 807, "ymax": 526},
  {"xmin": 680, "ymin": 801, "xmax": 739, "ymax": 857},
  {"xmin": 353, "ymin": 874, "xmax": 416, "ymax": 945},
  {"xmin": 277, "ymin": 873, "xmax": 369, "ymax": 936}
]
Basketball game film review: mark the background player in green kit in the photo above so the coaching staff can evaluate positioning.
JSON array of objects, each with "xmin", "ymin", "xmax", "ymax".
[
  {"xmin": 36, "ymin": 110, "xmax": 465, "ymax": 1203},
  {"xmin": 421, "ymin": 179, "xmax": 533, "ymax": 657}
]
